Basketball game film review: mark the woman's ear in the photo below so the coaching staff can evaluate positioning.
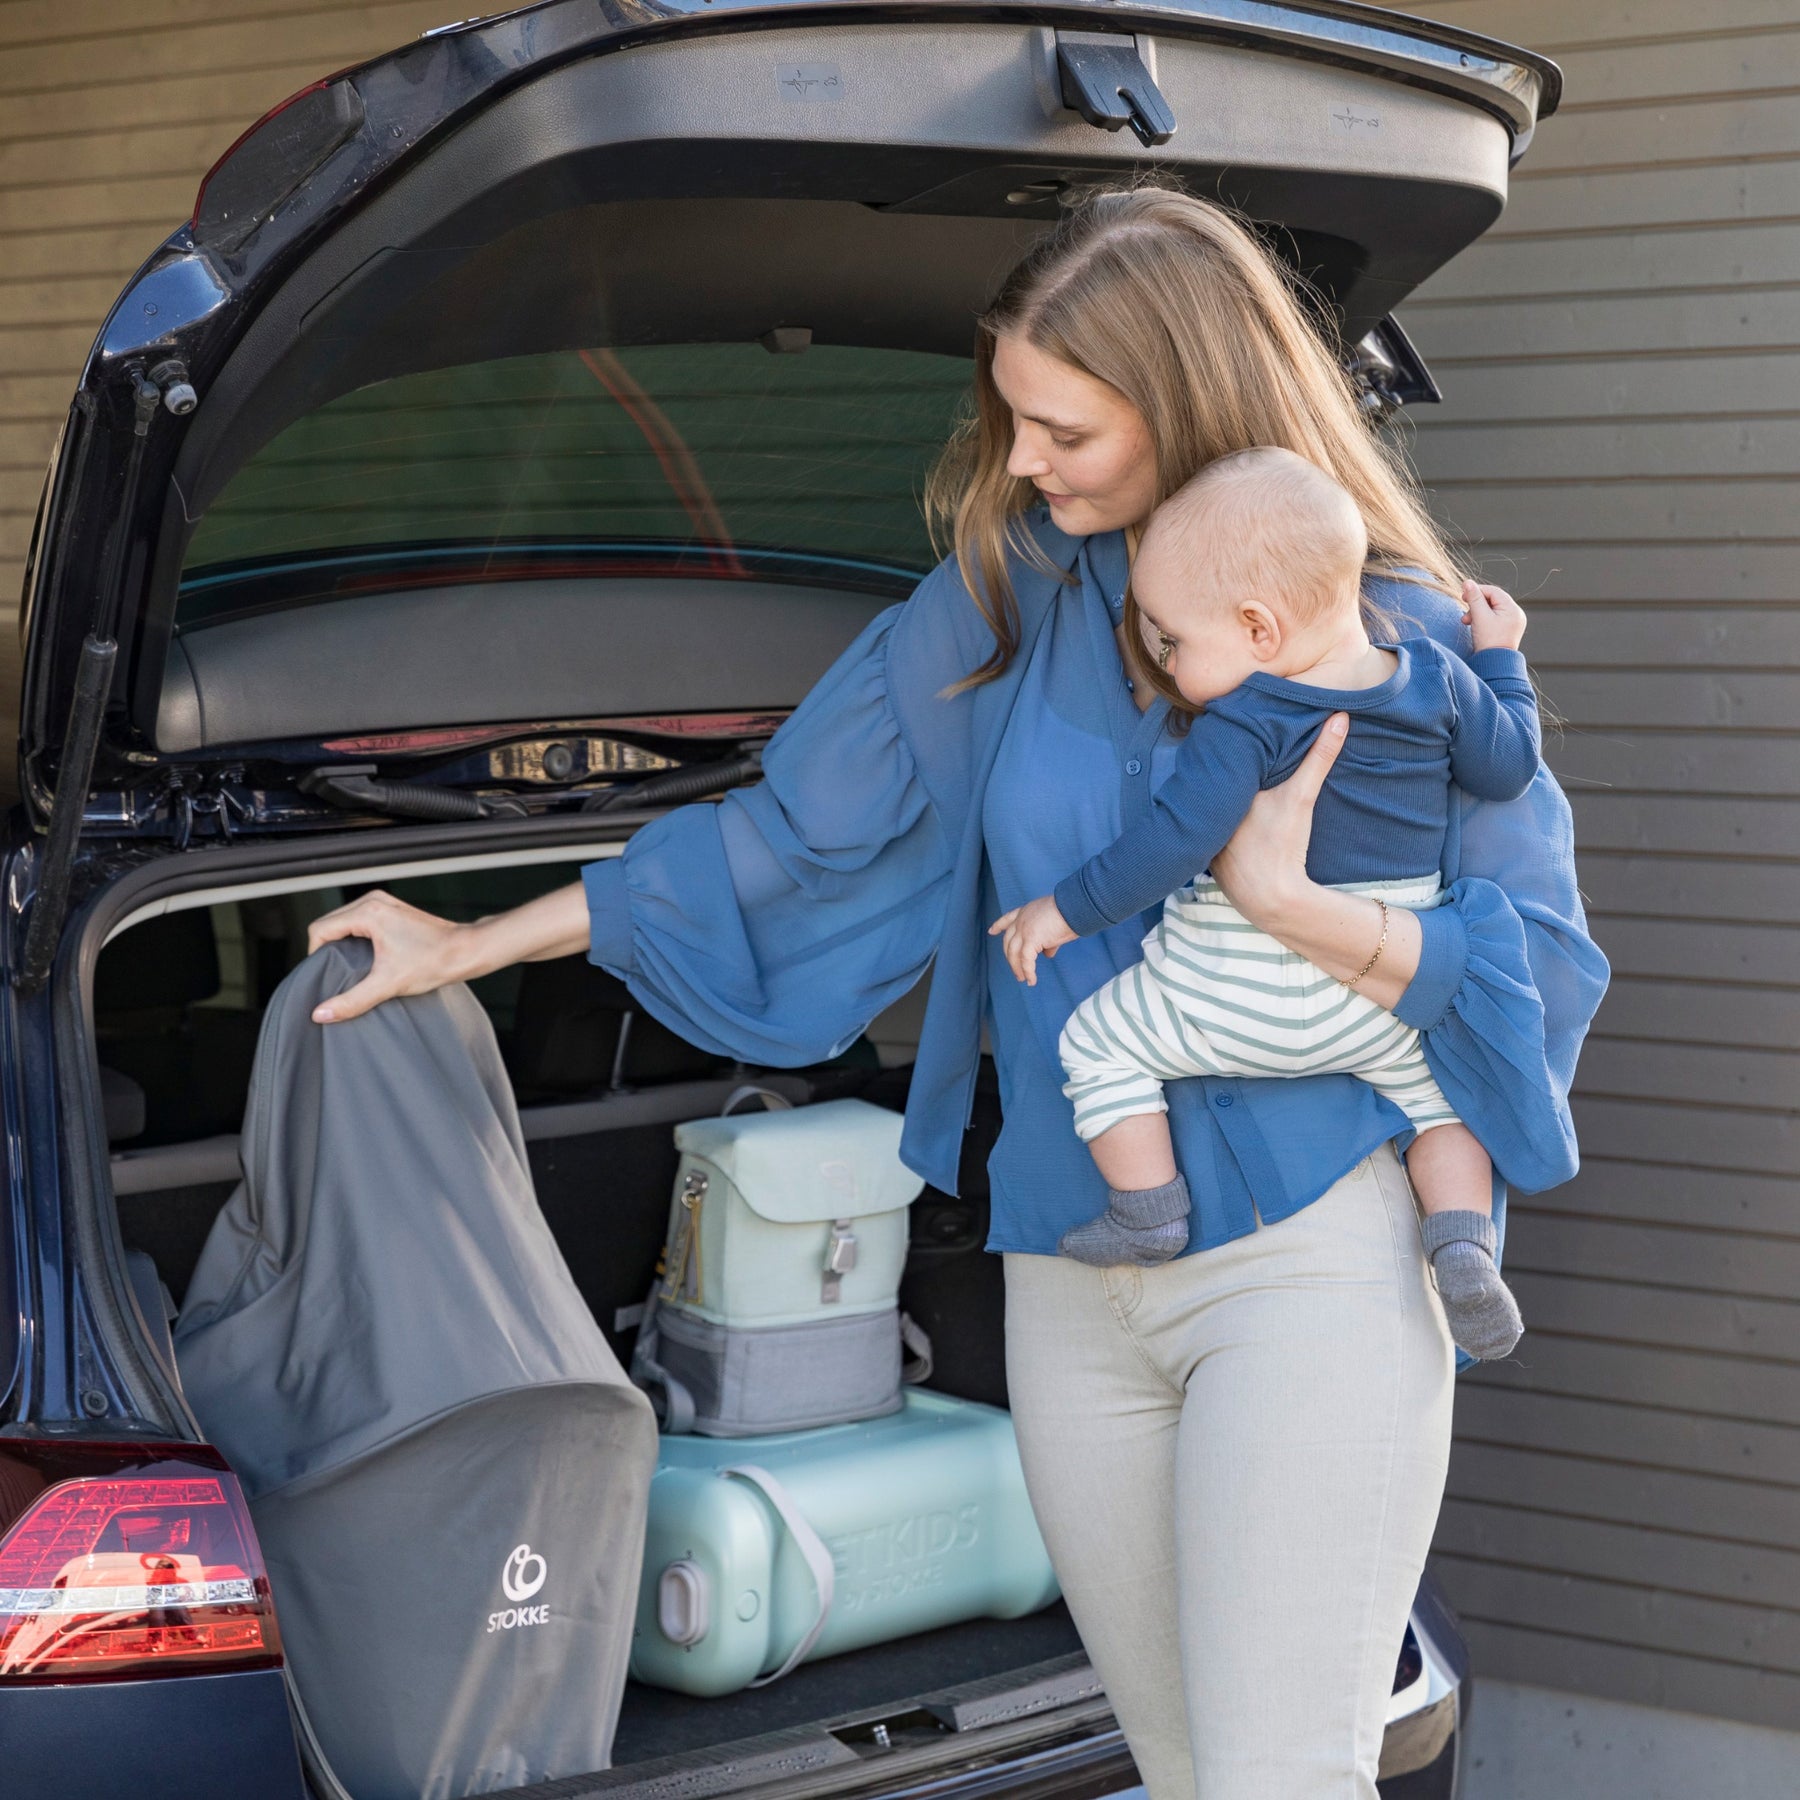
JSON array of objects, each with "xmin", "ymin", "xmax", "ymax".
[{"xmin": 1241, "ymin": 601, "xmax": 1284, "ymax": 662}]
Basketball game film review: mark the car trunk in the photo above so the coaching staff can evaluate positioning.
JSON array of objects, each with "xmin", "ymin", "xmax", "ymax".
[
  {"xmin": 20, "ymin": 4, "xmax": 1550, "ymax": 1791},
  {"xmin": 84, "ymin": 827, "xmax": 1095, "ymax": 1796}
]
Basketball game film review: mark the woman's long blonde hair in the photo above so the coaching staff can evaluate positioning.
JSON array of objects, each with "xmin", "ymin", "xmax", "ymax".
[{"xmin": 925, "ymin": 185, "xmax": 1467, "ymax": 694}]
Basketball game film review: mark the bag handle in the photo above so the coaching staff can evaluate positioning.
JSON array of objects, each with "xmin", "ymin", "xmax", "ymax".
[
  {"xmin": 900, "ymin": 1312, "xmax": 934, "ymax": 1386},
  {"xmin": 719, "ymin": 1463, "xmax": 836, "ymax": 1685}
]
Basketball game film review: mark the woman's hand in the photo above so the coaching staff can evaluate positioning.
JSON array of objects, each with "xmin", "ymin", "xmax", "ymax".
[
  {"xmin": 1210, "ymin": 714, "xmax": 1422, "ymax": 1012},
  {"xmin": 1209, "ymin": 713, "xmax": 1349, "ymax": 931},
  {"xmin": 305, "ymin": 880, "xmax": 590, "ymax": 1024}
]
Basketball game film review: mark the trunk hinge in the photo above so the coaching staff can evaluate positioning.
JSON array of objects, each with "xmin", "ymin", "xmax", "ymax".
[{"xmin": 16, "ymin": 362, "xmax": 193, "ymax": 996}]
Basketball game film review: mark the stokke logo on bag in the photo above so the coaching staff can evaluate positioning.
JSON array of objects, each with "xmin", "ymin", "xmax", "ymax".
[
  {"xmin": 488, "ymin": 1543, "xmax": 550, "ymax": 1632},
  {"xmin": 503, "ymin": 1543, "xmax": 547, "ymax": 1602}
]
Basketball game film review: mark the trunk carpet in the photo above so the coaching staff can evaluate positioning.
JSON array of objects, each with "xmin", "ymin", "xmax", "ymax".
[{"xmin": 612, "ymin": 1602, "xmax": 1084, "ymax": 1764}]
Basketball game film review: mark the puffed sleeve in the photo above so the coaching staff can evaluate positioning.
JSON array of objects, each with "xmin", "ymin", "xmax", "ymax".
[
  {"xmin": 1377, "ymin": 578, "xmax": 1611, "ymax": 1193},
  {"xmin": 579, "ymin": 605, "xmax": 953, "ymax": 1068}
]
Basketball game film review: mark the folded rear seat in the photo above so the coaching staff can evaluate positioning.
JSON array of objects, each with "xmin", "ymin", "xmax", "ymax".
[{"xmin": 174, "ymin": 940, "xmax": 659, "ymax": 1800}]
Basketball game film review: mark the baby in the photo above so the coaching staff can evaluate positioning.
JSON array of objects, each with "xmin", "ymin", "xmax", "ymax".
[{"xmin": 991, "ymin": 446, "xmax": 1538, "ymax": 1360}]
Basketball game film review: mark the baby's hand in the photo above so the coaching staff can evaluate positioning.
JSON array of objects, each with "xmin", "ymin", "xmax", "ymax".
[
  {"xmin": 1462, "ymin": 579, "xmax": 1526, "ymax": 653},
  {"xmin": 988, "ymin": 895, "xmax": 1077, "ymax": 986}
]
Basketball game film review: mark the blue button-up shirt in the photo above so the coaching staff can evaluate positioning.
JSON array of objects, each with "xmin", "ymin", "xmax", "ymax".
[{"xmin": 583, "ymin": 524, "xmax": 1608, "ymax": 1258}]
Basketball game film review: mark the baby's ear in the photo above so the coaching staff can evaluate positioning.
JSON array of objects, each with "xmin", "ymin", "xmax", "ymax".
[{"xmin": 1241, "ymin": 600, "xmax": 1283, "ymax": 659}]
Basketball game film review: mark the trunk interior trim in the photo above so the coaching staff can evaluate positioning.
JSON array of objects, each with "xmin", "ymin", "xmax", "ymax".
[{"xmin": 100, "ymin": 839, "xmax": 623, "ymax": 947}]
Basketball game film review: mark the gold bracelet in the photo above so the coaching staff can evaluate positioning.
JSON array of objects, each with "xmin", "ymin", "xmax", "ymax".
[{"xmin": 1345, "ymin": 898, "xmax": 1389, "ymax": 991}]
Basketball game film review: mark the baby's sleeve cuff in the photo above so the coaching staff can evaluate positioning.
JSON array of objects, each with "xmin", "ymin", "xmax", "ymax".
[{"xmin": 1052, "ymin": 871, "xmax": 1110, "ymax": 940}]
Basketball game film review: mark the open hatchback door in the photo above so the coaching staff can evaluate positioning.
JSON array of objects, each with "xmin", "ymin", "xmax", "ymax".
[{"xmin": 15, "ymin": 0, "xmax": 1557, "ymax": 968}]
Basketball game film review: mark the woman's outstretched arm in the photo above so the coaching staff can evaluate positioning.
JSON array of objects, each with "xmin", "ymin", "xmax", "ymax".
[{"xmin": 307, "ymin": 880, "xmax": 590, "ymax": 1023}]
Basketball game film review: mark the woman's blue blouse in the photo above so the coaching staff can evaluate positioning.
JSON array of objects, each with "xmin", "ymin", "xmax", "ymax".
[{"xmin": 582, "ymin": 526, "xmax": 1608, "ymax": 1260}]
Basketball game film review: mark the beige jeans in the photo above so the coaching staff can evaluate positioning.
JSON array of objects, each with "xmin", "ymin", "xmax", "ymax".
[{"xmin": 1004, "ymin": 1144, "xmax": 1454, "ymax": 1800}]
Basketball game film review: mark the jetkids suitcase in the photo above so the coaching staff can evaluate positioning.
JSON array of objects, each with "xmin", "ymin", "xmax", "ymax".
[{"xmin": 630, "ymin": 1390, "xmax": 1060, "ymax": 1696}]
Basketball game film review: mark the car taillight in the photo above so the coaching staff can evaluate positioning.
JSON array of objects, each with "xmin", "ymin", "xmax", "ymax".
[{"xmin": 0, "ymin": 1443, "xmax": 281, "ymax": 1682}]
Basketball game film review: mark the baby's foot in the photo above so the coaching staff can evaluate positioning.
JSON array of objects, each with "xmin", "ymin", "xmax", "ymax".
[
  {"xmin": 1059, "ymin": 1176, "xmax": 1190, "ymax": 1268},
  {"xmin": 1420, "ymin": 1210, "xmax": 1523, "ymax": 1360}
]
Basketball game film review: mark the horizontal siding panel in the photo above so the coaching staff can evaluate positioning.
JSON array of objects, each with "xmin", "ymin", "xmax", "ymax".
[
  {"xmin": 1583, "ymin": 975, "xmax": 1800, "ymax": 1050},
  {"xmin": 0, "ymin": 177, "xmax": 191, "ymax": 239},
  {"xmin": 0, "ymin": 59, "xmax": 353, "ymax": 145},
  {"xmin": 1443, "ymin": 1615, "xmax": 1800, "ymax": 1734},
  {"xmin": 1457, "ymin": 545, "xmax": 1800, "ymax": 602},
  {"xmin": 0, "ymin": 120, "xmax": 242, "ymax": 190},
  {"xmin": 0, "ymin": 277, "xmax": 144, "ymax": 333},
  {"xmin": 1528, "ymin": 609, "xmax": 1800, "ymax": 669},
  {"xmin": 1507, "ymin": 1212, "xmax": 1800, "ymax": 1302},
  {"xmin": 1415, "ymin": 349, "xmax": 1800, "ymax": 427},
  {"xmin": 1570, "ymin": 794, "xmax": 1800, "ymax": 857},
  {"xmin": 1410, "ymin": 417, "xmax": 1800, "ymax": 483},
  {"xmin": 0, "ymin": 12, "xmax": 437, "ymax": 96},
  {"xmin": 1427, "ymin": 478, "xmax": 1799, "ymax": 543},
  {"xmin": 1553, "ymin": 912, "xmax": 1792, "ymax": 995},
  {"xmin": 0, "ymin": 374, "xmax": 73, "ymax": 424},
  {"xmin": 0, "ymin": 0, "xmax": 450, "ymax": 50},
  {"xmin": 1411, "ymin": 223, "xmax": 1800, "ymax": 307},
  {"xmin": 1575, "ymin": 1036, "xmax": 1800, "ymax": 1112},
  {"xmin": 1464, "ymin": 1330, "xmax": 1800, "ymax": 1426},
  {"xmin": 1549, "ymin": 730, "xmax": 1800, "ymax": 798},
  {"xmin": 0, "ymin": 225, "xmax": 179, "ymax": 286},
  {"xmin": 1449, "ymin": 1441, "xmax": 1800, "ymax": 1555},
  {"xmin": 1510, "ymin": 1269, "xmax": 1800, "ymax": 1363},
  {"xmin": 1571, "ymin": 1094, "xmax": 1798, "ymax": 1174},
  {"xmin": 1516, "ymin": 92, "xmax": 1800, "ymax": 176},
  {"xmin": 1578, "ymin": 853, "xmax": 1800, "ymax": 926},
  {"xmin": 1436, "ymin": 1498, "xmax": 1800, "ymax": 1610},
  {"xmin": 1405, "ymin": 289, "xmax": 1800, "ymax": 362},
  {"xmin": 1430, "ymin": 1556, "xmax": 1800, "ymax": 1674},
  {"xmin": 1546, "ymin": 31, "xmax": 1800, "ymax": 110},
  {"xmin": 1493, "ymin": 157, "xmax": 1800, "ymax": 238},
  {"xmin": 1542, "ymin": 669, "xmax": 1800, "ymax": 727},
  {"xmin": 1454, "ymin": 1384, "xmax": 1800, "ymax": 1488},
  {"xmin": 1539, "ymin": 1160, "xmax": 1800, "ymax": 1239},
  {"xmin": 1405, "ymin": 1, "xmax": 1800, "ymax": 48}
]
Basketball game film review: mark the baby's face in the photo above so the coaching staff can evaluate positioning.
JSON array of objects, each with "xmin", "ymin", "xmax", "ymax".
[{"xmin": 1130, "ymin": 538, "xmax": 1268, "ymax": 707}]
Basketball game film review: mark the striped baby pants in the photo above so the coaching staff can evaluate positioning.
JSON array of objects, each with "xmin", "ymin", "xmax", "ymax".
[{"xmin": 1059, "ymin": 875, "xmax": 1461, "ymax": 1144}]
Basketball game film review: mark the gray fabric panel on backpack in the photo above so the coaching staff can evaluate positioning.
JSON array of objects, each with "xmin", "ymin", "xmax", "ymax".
[
  {"xmin": 173, "ymin": 940, "xmax": 658, "ymax": 1799},
  {"xmin": 653, "ymin": 1305, "xmax": 905, "ymax": 1436}
]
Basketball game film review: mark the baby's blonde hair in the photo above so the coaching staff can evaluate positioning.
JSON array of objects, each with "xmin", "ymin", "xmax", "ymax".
[{"xmin": 1141, "ymin": 446, "xmax": 1368, "ymax": 627}]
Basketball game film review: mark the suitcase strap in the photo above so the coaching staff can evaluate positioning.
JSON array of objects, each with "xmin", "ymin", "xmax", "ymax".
[{"xmin": 719, "ymin": 1464, "xmax": 836, "ymax": 1686}]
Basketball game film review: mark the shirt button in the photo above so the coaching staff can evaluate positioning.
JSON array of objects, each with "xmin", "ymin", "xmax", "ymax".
[
  {"xmin": 1214, "ymin": 1093, "xmax": 1234, "ymax": 1109},
  {"xmin": 1124, "ymin": 678, "xmax": 1135, "ymax": 692},
  {"xmin": 1125, "ymin": 758, "xmax": 1142, "ymax": 776}
]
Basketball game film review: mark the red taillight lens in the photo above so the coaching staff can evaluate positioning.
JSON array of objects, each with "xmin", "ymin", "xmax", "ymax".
[{"xmin": 0, "ymin": 1445, "xmax": 281, "ymax": 1682}]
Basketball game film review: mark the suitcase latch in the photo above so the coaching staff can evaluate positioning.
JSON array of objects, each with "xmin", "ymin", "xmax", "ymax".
[{"xmin": 821, "ymin": 1219, "xmax": 858, "ymax": 1303}]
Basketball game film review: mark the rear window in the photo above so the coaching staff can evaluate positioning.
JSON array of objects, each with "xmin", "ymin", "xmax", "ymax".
[{"xmin": 178, "ymin": 344, "xmax": 972, "ymax": 626}]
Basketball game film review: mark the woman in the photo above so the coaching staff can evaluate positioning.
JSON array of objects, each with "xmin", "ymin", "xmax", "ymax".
[{"xmin": 308, "ymin": 189, "xmax": 1606, "ymax": 1799}]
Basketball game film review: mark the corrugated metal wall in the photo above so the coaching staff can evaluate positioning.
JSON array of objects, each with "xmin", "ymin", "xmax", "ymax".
[
  {"xmin": 1404, "ymin": 0, "xmax": 1800, "ymax": 1732},
  {"xmin": 1, "ymin": 0, "xmax": 1791, "ymax": 1735},
  {"xmin": 0, "ymin": 0, "xmax": 453, "ymax": 663}
]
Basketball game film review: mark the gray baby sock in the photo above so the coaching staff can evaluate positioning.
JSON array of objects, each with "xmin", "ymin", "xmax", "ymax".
[
  {"xmin": 1059, "ymin": 1175, "xmax": 1191, "ymax": 1268},
  {"xmin": 1420, "ymin": 1210, "xmax": 1523, "ymax": 1360}
]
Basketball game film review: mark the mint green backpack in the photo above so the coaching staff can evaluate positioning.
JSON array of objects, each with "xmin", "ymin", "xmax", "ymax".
[{"xmin": 631, "ymin": 1094, "xmax": 932, "ymax": 1436}]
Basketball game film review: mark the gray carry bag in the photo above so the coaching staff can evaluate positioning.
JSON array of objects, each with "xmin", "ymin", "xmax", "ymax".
[{"xmin": 174, "ymin": 940, "xmax": 659, "ymax": 1800}]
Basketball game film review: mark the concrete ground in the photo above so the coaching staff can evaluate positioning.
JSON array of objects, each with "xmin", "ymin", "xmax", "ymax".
[{"xmin": 1461, "ymin": 1680, "xmax": 1800, "ymax": 1800}]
